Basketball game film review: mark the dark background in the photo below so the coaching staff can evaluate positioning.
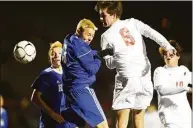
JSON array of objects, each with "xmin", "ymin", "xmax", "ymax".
[{"xmin": 0, "ymin": 1, "xmax": 192, "ymax": 128}]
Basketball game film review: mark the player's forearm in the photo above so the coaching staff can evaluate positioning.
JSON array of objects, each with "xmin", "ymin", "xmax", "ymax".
[
  {"xmin": 159, "ymin": 86, "xmax": 188, "ymax": 96},
  {"xmin": 135, "ymin": 19, "xmax": 174, "ymax": 51},
  {"xmin": 79, "ymin": 53, "xmax": 101, "ymax": 76},
  {"xmin": 32, "ymin": 96, "xmax": 55, "ymax": 116},
  {"xmin": 31, "ymin": 91, "xmax": 54, "ymax": 116},
  {"xmin": 145, "ymin": 28, "xmax": 174, "ymax": 51}
]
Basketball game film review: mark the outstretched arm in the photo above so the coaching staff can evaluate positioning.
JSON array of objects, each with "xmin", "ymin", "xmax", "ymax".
[
  {"xmin": 31, "ymin": 89, "xmax": 65, "ymax": 123},
  {"xmin": 158, "ymin": 86, "xmax": 190, "ymax": 96},
  {"xmin": 133, "ymin": 18, "xmax": 175, "ymax": 52}
]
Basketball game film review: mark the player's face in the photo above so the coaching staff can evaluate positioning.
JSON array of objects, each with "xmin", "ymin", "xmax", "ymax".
[
  {"xmin": 81, "ymin": 28, "xmax": 95, "ymax": 45},
  {"xmin": 0, "ymin": 96, "xmax": 4, "ymax": 107},
  {"xmin": 50, "ymin": 47, "xmax": 62, "ymax": 68},
  {"xmin": 163, "ymin": 50, "xmax": 179, "ymax": 66},
  {"xmin": 99, "ymin": 8, "xmax": 117, "ymax": 27}
]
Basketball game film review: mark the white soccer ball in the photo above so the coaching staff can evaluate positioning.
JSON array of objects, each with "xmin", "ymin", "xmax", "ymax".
[{"xmin": 13, "ymin": 40, "xmax": 36, "ymax": 64}]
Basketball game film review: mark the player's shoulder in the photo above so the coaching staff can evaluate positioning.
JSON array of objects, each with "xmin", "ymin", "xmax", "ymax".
[
  {"xmin": 40, "ymin": 67, "xmax": 53, "ymax": 75},
  {"xmin": 124, "ymin": 18, "xmax": 135, "ymax": 22},
  {"xmin": 124, "ymin": 18, "xmax": 140, "ymax": 23},
  {"xmin": 102, "ymin": 20, "xmax": 124, "ymax": 37},
  {"xmin": 179, "ymin": 65, "xmax": 190, "ymax": 72},
  {"xmin": 64, "ymin": 33, "xmax": 82, "ymax": 47},
  {"xmin": 71, "ymin": 34, "xmax": 88, "ymax": 50},
  {"xmin": 102, "ymin": 27, "xmax": 111, "ymax": 38},
  {"xmin": 154, "ymin": 66, "xmax": 165, "ymax": 73}
]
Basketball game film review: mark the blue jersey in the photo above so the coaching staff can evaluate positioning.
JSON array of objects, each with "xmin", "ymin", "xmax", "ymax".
[
  {"xmin": 0, "ymin": 108, "xmax": 8, "ymax": 128},
  {"xmin": 31, "ymin": 67, "xmax": 66, "ymax": 128},
  {"xmin": 62, "ymin": 34, "xmax": 101, "ymax": 90}
]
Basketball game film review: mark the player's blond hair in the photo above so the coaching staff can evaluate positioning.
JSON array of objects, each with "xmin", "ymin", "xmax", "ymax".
[
  {"xmin": 48, "ymin": 41, "xmax": 62, "ymax": 59},
  {"xmin": 76, "ymin": 19, "xmax": 98, "ymax": 35}
]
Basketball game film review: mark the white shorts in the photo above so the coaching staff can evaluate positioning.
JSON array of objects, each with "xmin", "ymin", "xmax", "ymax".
[{"xmin": 112, "ymin": 69, "xmax": 153, "ymax": 110}]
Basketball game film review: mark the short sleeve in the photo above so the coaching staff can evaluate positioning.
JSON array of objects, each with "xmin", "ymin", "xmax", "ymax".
[
  {"xmin": 153, "ymin": 67, "xmax": 164, "ymax": 90},
  {"xmin": 181, "ymin": 65, "xmax": 192, "ymax": 85},
  {"xmin": 31, "ymin": 73, "xmax": 50, "ymax": 93}
]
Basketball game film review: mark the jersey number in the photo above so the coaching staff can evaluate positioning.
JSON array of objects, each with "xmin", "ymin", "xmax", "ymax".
[
  {"xmin": 176, "ymin": 81, "xmax": 183, "ymax": 87},
  {"xmin": 119, "ymin": 27, "xmax": 135, "ymax": 46}
]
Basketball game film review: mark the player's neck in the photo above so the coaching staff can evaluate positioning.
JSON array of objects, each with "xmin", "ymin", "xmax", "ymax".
[
  {"xmin": 113, "ymin": 18, "xmax": 119, "ymax": 24},
  {"xmin": 166, "ymin": 63, "xmax": 178, "ymax": 67},
  {"xmin": 51, "ymin": 65, "xmax": 62, "ymax": 72},
  {"xmin": 56, "ymin": 66, "xmax": 62, "ymax": 72}
]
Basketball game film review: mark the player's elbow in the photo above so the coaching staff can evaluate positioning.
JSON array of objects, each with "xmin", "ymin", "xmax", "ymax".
[
  {"xmin": 31, "ymin": 93, "xmax": 36, "ymax": 103},
  {"xmin": 87, "ymin": 67, "xmax": 100, "ymax": 76},
  {"xmin": 87, "ymin": 61, "xmax": 101, "ymax": 75},
  {"xmin": 31, "ymin": 90, "xmax": 41, "ymax": 104}
]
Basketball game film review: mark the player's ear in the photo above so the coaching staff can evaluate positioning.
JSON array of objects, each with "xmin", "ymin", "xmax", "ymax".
[
  {"xmin": 113, "ymin": 13, "xmax": 117, "ymax": 19},
  {"xmin": 76, "ymin": 29, "xmax": 81, "ymax": 35},
  {"xmin": 177, "ymin": 55, "xmax": 180, "ymax": 59},
  {"xmin": 48, "ymin": 57, "xmax": 51, "ymax": 63}
]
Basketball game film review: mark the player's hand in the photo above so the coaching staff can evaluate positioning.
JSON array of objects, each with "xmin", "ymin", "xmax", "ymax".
[
  {"xmin": 50, "ymin": 111, "xmax": 65, "ymax": 124},
  {"xmin": 166, "ymin": 49, "xmax": 176, "ymax": 58},
  {"xmin": 98, "ymin": 48, "xmax": 114, "ymax": 58}
]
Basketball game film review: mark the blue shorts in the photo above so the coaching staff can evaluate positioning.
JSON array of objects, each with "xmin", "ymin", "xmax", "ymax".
[
  {"xmin": 65, "ymin": 86, "xmax": 106, "ymax": 127},
  {"xmin": 39, "ymin": 115, "xmax": 84, "ymax": 128},
  {"xmin": 61, "ymin": 108, "xmax": 85, "ymax": 128}
]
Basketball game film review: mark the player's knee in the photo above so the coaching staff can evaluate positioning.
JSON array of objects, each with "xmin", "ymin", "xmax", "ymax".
[
  {"xmin": 133, "ymin": 109, "xmax": 145, "ymax": 117},
  {"xmin": 116, "ymin": 122, "xmax": 128, "ymax": 128},
  {"xmin": 95, "ymin": 120, "xmax": 109, "ymax": 128},
  {"xmin": 114, "ymin": 109, "xmax": 130, "ymax": 128},
  {"xmin": 116, "ymin": 117, "xmax": 128, "ymax": 128}
]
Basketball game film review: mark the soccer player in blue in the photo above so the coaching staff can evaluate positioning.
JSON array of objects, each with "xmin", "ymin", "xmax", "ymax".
[
  {"xmin": 31, "ymin": 41, "xmax": 84, "ymax": 128},
  {"xmin": 0, "ymin": 95, "xmax": 8, "ymax": 128},
  {"xmin": 62, "ymin": 19, "xmax": 111, "ymax": 128}
]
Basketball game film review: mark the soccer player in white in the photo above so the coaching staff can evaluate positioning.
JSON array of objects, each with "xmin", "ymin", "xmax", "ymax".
[
  {"xmin": 153, "ymin": 40, "xmax": 192, "ymax": 128},
  {"xmin": 95, "ymin": 1, "xmax": 176, "ymax": 128}
]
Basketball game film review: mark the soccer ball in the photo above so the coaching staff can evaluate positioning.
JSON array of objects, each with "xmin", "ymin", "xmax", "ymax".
[{"xmin": 13, "ymin": 40, "xmax": 36, "ymax": 64}]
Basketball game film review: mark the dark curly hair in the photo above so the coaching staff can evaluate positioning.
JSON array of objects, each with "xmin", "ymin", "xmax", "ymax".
[{"xmin": 95, "ymin": 1, "xmax": 123, "ymax": 19}]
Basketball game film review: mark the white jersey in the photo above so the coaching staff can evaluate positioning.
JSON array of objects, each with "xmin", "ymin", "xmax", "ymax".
[
  {"xmin": 144, "ymin": 111, "xmax": 164, "ymax": 128},
  {"xmin": 101, "ymin": 18, "xmax": 174, "ymax": 78},
  {"xmin": 153, "ymin": 65, "xmax": 192, "ymax": 128}
]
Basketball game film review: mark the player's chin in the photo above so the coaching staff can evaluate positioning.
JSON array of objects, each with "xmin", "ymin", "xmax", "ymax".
[
  {"xmin": 52, "ymin": 62, "xmax": 61, "ymax": 68},
  {"xmin": 103, "ymin": 22, "xmax": 111, "ymax": 27},
  {"xmin": 102, "ymin": 23, "xmax": 108, "ymax": 27},
  {"xmin": 85, "ymin": 41, "xmax": 91, "ymax": 45}
]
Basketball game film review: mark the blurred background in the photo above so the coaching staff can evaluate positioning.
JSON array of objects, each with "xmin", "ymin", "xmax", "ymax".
[{"xmin": 0, "ymin": 1, "xmax": 192, "ymax": 128}]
